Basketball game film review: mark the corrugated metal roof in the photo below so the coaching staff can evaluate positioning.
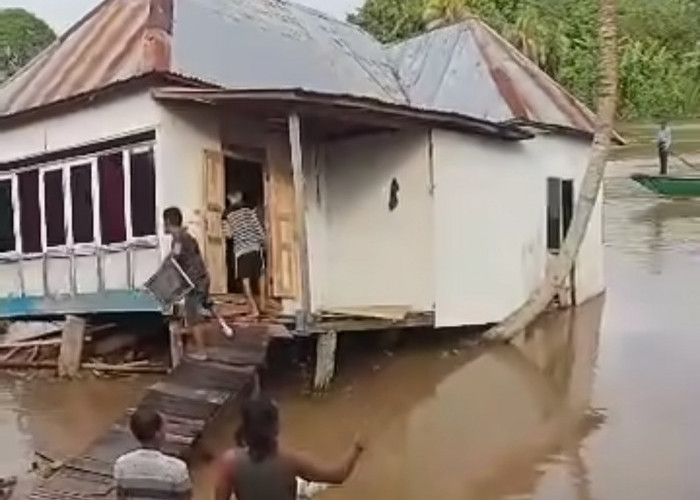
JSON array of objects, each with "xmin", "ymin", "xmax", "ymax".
[
  {"xmin": 0, "ymin": 0, "xmax": 598, "ymax": 139},
  {"xmin": 388, "ymin": 20, "xmax": 596, "ymax": 134},
  {"xmin": 0, "ymin": 0, "xmax": 152, "ymax": 115},
  {"xmin": 170, "ymin": 0, "xmax": 408, "ymax": 104}
]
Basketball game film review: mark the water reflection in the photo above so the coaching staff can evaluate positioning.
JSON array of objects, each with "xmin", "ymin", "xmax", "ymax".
[{"xmin": 201, "ymin": 299, "xmax": 600, "ymax": 500}]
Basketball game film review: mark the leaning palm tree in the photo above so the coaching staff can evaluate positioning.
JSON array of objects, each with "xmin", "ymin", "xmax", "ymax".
[
  {"xmin": 424, "ymin": 0, "xmax": 470, "ymax": 28},
  {"xmin": 486, "ymin": 0, "xmax": 619, "ymax": 343}
]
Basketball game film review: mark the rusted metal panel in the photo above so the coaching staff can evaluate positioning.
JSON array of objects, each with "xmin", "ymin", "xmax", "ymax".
[
  {"xmin": 388, "ymin": 20, "xmax": 597, "ymax": 136},
  {"xmin": 0, "ymin": 0, "xmax": 593, "ymax": 140},
  {"xmin": 0, "ymin": 0, "xmax": 155, "ymax": 116}
]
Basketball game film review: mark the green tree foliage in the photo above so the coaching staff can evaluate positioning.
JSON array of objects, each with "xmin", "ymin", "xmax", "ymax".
[
  {"xmin": 0, "ymin": 8, "xmax": 56, "ymax": 82},
  {"xmin": 349, "ymin": 0, "xmax": 700, "ymax": 118},
  {"xmin": 347, "ymin": 0, "xmax": 426, "ymax": 43}
]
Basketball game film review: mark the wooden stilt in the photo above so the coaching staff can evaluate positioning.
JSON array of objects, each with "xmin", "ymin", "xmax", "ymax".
[
  {"xmin": 58, "ymin": 315, "xmax": 86, "ymax": 378},
  {"xmin": 313, "ymin": 331, "xmax": 337, "ymax": 391},
  {"xmin": 288, "ymin": 113, "xmax": 312, "ymax": 331},
  {"xmin": 169, "ymin": 319, "xmax": 183, "ymax": 369}
]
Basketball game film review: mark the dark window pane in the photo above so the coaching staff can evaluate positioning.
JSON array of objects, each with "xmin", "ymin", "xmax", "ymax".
[
  {"xmin": 44, "ymin": 170, "xmax": 66, "ymax": 247},
  {"xmin": 18, "ymin": 170, "xmax": 41, "ymax": 253},
  {"xmin": 547, "ymin": 177, "xmax": 562, "ymax": 251},
  {"xmin": 0, "ymin": 180, "xmax": 15, "ymax": 253},
  {"xmin": 98, "ymin": 153, "xmax": 126, "ymax": 244},
  {"xmin": 70, "ymin": 164, "xmax": 94, "ymax": 244},
  {"xmin": 130, "ymin": 149, "xmax": 156, "ymax": 237},
  {"xmin": 562, "ymin": 179, "xmax": 574, "ymax": 239}
]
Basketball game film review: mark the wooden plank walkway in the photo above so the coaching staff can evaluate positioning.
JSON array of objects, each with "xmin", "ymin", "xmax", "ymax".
[{"xmin": 27, "ymin": 326, "xmax": 272, "ymax": 500}]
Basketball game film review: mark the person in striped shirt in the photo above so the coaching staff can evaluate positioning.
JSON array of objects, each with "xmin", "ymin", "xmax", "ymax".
[
  {"xmin": 223, "ymin": 191, "xmax": 267, "ymax": 318},
  {"xmin": 114, "ymin": 409, "xmax": 192, "ymax": 500}
]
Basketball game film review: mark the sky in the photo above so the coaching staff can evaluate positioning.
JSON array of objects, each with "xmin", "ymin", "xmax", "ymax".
[{"xmin": 0, "ymin": 0, "xmax": 364, "ymax": 33}]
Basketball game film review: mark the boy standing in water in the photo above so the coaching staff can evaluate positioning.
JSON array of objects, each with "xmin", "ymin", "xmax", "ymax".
[
  {"xmin": 215, "ymin": 397, "xmax": 364, "ymax": 500},
  {"xmin": 163, "ymin": 207, "xmax": 211, "ymax": 361}
]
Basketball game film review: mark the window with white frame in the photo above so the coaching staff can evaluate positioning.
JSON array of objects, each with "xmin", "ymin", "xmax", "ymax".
[{"xmin": 0, "ymin": 143, "xmax": 157, "ymax": 255}]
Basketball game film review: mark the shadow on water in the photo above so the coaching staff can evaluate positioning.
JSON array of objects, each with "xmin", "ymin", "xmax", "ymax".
[{"xmin": 195, "ymin": 299, "xmax": 605, "ymax": 500}]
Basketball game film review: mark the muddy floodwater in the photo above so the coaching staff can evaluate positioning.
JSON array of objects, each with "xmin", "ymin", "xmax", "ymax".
[{"xmin": 4, "ymin": 164, "xmax": 700, "ymax": 500}]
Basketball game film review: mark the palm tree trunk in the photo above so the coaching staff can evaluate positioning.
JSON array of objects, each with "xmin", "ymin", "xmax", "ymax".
[{"xmin": 485, "ymin": 0, "xmax": 619, "ymax": 343}]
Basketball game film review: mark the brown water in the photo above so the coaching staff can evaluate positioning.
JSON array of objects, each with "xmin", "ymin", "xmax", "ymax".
[
  {"xmin": 0, "ymin": 375, "xmax": 153, "ymax": 498},
  {"xmin": 5, "ymin": 170, "xmax": 700, "ymax": 500}
]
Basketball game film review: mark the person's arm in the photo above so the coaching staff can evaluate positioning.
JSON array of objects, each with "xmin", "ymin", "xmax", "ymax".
[
  {"xmin": 287, "ymin": 438, "xmax": 365, "ymax": 485},
  {"xmin": 214, "ymin": 450, "xmax": 237, "ymax": 500}
]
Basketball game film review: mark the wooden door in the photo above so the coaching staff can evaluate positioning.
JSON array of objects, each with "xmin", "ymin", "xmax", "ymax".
[
  {"xmin": 203, "ymin": 149, "xmax": 227, "ymax": 294},
  {"xmin": 265, "ymin": 132, "xmax": 299, "ymax": 298}
]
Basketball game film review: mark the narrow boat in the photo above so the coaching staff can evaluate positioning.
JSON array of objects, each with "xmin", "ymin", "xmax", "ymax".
[{"xmin": 630, "ymin": 174, "xmax": 700, "ymax": 198}]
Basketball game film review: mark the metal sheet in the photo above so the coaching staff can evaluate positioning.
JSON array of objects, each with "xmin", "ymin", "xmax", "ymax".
[
  {"xmin": 0, "ymin": 0, "xmax": 151, "ymax": 115},
  {"xmin": 388, "ymin": 20, "xmax": 597, "ymax": 135},
  {"xmin": 0, "ymin": 0, "xmax": 598, "ymax": 138},
  {"xmin": 170, "ymin": 0, "xmax": 407, "ymax": 104}
]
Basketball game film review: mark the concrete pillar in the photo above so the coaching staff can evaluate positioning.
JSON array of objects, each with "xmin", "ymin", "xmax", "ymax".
[
  {"xmin": 58, "ymin": 315, "xmax": 86, "ymax": 378},
  {"xmin": 313, "ymin": 331, "xmax": 337, "ymax": 391}
]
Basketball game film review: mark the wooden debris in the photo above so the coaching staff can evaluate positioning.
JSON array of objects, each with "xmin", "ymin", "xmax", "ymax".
[
  {"xmin": 0, "ymin": 338, "xmax": 64, "ymax": 349},
  {"xmin": 0, "ymin": 360, "xmax": 167, "ymax": 374},
  {"xmin": 0, "ymin": 347, "xmax": 21, "ymax": 362}
]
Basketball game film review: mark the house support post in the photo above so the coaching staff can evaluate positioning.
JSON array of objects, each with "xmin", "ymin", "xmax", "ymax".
[
  {"xmin": 288, "ymin": 112, "xmax": 312, "ymax": 331},
  {"xmin": 168, "ymin": 318, "xmax": 183, "ymax": 369},
  {"xmin": 58, "ymin": 315, "xmax": 86, "ymax": 378},
  {"xmin": 313, "ymin": 330, "xmax": 337, "ymax": 391}
]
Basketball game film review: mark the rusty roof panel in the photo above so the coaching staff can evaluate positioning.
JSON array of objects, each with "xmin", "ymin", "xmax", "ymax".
[
  {"xmin": 0, "ymin": 0, "xmax": 597, "ymax": 139},
  {"xmin": 388, "ymin": 20, "xmax": 596, "ymax": 134},
  {"xmin": 170, "ymin": 0, "xmax": 408, "ymax": 105},
  {"xmin": 0, "ymin": 0, "xmax": 151, "ymax": 115}
]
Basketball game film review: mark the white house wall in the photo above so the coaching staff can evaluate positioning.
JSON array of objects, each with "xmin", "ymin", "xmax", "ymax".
[
  {"xmin": 432, "ymin": 130, "xmax": 604, "ymax": 328},
  {"xmin": 0, "ymin": 92, "xmax": 159, "ymax": 162},
  {"xmin": 322, "ymin": 130, "xmax": 434, "ymax": 311},
  {"xmin": 304, "ymin": 142, "xmax": 327, "ymax": 312},
  {"xmin": 0, "ymin": 91, "xmax": 161, "ymax": 302},
  {"xmin": 156, "ymin": 102, "xmax": 221, "ymax": 253}
]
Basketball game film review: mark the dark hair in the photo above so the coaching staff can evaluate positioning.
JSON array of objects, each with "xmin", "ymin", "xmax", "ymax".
[
  {"xmin": 240, "ymin": 397, "xmax": 279, "ymax": 462},
  {"xmin": 163, "ymin": 207, "xmax": 183, "ymax": 227},
  {"xmin": 129, "ymin": 408, "xmax": 163, "ymax": 444}
]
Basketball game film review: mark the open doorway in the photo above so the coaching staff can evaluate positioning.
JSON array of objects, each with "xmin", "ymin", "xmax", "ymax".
[{"xmin": 224, "ymin": 155, "xmax": 265, "ymax": 294}]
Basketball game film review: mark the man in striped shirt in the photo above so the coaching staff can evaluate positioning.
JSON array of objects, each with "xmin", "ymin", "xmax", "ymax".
[
  {"xmin": 114, "ymin": 409, "xmax": 192, "ymax": 500},
  {"xmin": 223, "ymin": 191, "xmax": 267, "ymax": 318}
]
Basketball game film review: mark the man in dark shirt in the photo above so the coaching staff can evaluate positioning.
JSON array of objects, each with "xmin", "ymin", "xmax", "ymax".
[{"xmin": 163, "ymin": 207, "xmax": 211, "ymax": 361}]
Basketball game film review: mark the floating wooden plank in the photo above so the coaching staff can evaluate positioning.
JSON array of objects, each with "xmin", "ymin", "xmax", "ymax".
[{"xmin": 27, "ymin": 323, "xmax": 271, "ymax": 500}]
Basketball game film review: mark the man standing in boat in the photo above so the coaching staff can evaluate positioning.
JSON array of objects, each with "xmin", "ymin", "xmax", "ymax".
[{"xmin": 657, "ymin": 120, "xmax": 672, "ymax": 175}]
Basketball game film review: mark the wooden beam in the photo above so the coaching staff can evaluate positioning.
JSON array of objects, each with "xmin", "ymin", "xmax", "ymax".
[
  {"xmin": 288, "ymin": 113, "xmax": 312, "ymax": 330},
  {"xmin": 58, "ymin": 315, "xmax": 86, "ymax": 378}
]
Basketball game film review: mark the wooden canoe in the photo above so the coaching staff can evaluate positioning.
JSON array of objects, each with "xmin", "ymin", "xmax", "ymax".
[{"xmin": 631, "ymin": 173, "xmax": 700, "ymax": 198}]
